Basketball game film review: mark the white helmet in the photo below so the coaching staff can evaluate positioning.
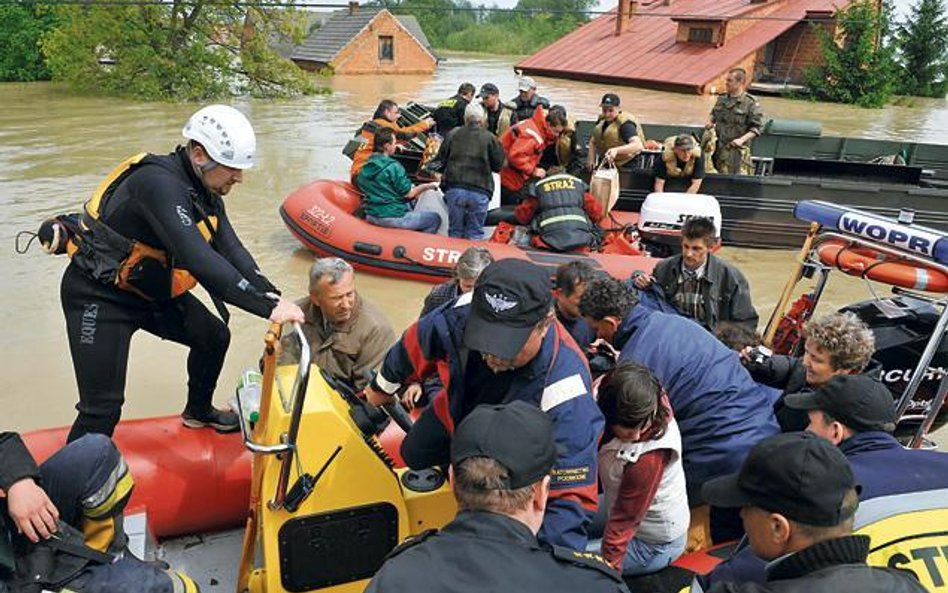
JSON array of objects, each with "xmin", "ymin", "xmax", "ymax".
[{"xmin": 182, "ymin": 104, "xmax": 256, "ymax": 170}]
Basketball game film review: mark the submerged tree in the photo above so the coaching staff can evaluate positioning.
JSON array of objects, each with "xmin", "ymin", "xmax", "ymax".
[
  {"xmin": 894, "ymin": 0, "xmax": 948, "ymax": 97},
  {"xmin": 804, "ymin": 0, "xmax": 897, "ymax": 108},
  {"xmin": 0, "ymin": 2, "xmax": 56, "ymax": 82},
  {"xmin": 42, "ymin": 1, "xmax": 316, "ymax": 101}
]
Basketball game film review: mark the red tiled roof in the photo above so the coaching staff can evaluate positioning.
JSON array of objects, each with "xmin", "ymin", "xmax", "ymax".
[{"xmin": 516, "ymin": 0, "xmax": 847, "ymax": 93}]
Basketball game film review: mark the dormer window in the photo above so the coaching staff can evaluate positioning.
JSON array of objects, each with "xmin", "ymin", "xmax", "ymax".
[{"xmin": 688, "ymin": 27, "xmax": 714, "ymax": 43}]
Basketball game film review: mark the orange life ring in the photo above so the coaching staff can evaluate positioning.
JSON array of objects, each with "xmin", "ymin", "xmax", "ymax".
[{"xmin": 817, "ymin": 239, "xmax": 948, "ymax": 293}]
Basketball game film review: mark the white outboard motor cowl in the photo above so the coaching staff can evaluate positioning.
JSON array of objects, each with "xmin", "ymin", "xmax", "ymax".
[{"xmin": 638, "ymin": 192, "xmax": 722, "ymax": 255}]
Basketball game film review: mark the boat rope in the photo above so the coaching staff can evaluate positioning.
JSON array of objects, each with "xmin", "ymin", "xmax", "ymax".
[{"xmin": 15, "ymin": 230, "xmax": 40, "ymax": 254}]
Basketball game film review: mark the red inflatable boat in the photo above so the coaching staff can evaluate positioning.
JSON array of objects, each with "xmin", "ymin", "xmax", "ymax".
[
  {"xmin": 20, "ymin": 415, "xmax": 409, "ymax": 538},
  {"xmin": 280, "ymin": 180, "xmax": 658, "ymax": 283}
]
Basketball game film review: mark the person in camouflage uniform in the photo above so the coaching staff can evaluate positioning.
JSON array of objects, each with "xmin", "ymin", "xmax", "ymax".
[{"xmin": 705, "ymin": 68, "xmax": 762, "ymax": 175}]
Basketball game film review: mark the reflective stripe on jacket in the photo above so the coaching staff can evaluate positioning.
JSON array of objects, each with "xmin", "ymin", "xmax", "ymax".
[
  {"xmin": 374, "ymin": 293, "xmax": 604, "ymax": 550},
  {"xmin": 534, "ymin": 174, "xmax": 595, "ymax": 252}
]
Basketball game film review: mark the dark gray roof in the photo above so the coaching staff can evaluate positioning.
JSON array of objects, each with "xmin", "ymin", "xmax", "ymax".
[
  {"xmin": 394, "ymin": 14, "xmax": 434, "ymax": 54},
  {"xmin": 291, "ymin": 7, "xmax": 436, "ymax": 64}
]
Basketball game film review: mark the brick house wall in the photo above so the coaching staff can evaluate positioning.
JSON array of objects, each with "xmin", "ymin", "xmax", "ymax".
[
  {"xmin": 701, "ymin": 50, "xmax": 759, "ymax": 95},
  {"xmin": 332, "ymin": 11, "xmax": 436, "ymax": 74},
  {"xmin": 766, "ymin": 18, "xmax": 836, "ymax": 83}
]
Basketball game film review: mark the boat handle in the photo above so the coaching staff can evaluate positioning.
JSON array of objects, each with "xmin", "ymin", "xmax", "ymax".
[{"xmin": 236, "ymin": 322, "xmax": 310, "ymax": 456}]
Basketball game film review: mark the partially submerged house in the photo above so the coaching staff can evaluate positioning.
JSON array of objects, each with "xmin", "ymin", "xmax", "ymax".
[
  {"xmin": 516, "ymin": 0, "xmax": 855, "ymax": 94},
  {"xmin": 292, "ymin": 3, "xmax": 438, "ymax": 75}
]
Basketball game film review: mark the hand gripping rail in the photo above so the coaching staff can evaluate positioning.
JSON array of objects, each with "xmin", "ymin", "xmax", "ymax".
[{"xmin": 237, "ymin": 322, "xmax": 311, "ymax": 508}]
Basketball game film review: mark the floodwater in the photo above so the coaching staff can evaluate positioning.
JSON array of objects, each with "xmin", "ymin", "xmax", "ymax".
[{"xmin": 2, "ymin": 54, "xmax": 947, "ymax": 433}]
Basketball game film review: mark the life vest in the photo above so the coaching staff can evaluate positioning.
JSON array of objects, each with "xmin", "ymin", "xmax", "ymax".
[
  {"xmin": 661, "ymin": 136, "xmax": 703, "ymax": 178},
  {"xmin": 533, "ymin": 173, "xmax": 594, "ymax": 252},
  {"xmin": 487, "ymin": 103, "xmax": 514, "ymax": 137},
  {"xmin": 590, "ymin": 112, "xmax": 644, "ymax": 167},
  {"xmin": 67, "ymin": 153, "xmax": 217, "ymax": 301},
  {"xmin": 554, "ymin": 120, "xmax": 577, "ymax": 167},
  {"xmin": 512, "ymin": 95, "xmax": 550, "ymax": 123}
]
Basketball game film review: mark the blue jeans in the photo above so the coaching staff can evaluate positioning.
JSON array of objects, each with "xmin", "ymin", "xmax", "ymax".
[
  {"xmin": 444, "ymin": 187, "xmax": 490, "ymax": 239},
  {"xmin": 367, "ymin": 210, "xmax": 441, "ymax": 234},
  {"xmin": 587, "ymin": 533, "xmax": 687, "ymax": 576}
]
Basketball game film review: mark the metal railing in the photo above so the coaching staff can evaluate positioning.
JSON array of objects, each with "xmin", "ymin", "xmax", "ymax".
[
  {"xmin": 811, "ymin": 232, "xmax": 948, "ymax": 448},
  {"xmin": 236, "ymin": 322, "xmax": 312, "ymax": 508}
]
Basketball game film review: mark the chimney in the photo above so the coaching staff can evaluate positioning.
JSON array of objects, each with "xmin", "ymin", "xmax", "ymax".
[
  {"xmin": 663, "ymin": 0, "xmax": 672, "ymax": 6},
  {"xmin": 348, "ymin": 1, "xmax": 359, "ymax": 14},
  {"xmin": 615, "ymin": 0, "xmax": 635, "ymax": 36}
]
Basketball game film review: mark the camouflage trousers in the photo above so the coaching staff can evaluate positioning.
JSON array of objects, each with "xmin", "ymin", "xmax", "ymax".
[{"xmin": 712, "ymin": 143, "xmax": 753, "ymax": 175}]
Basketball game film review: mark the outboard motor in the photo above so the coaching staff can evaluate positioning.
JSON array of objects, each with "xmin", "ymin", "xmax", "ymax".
[
  {"xmin": 638, "ymin": 192, "xmax": 722, "ymax": 257},
  {"xmin": 841, "ymin": 295, "xmax": 948, "ymax": 437}
]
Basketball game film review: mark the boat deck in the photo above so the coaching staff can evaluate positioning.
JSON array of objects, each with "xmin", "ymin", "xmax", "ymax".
[{"xmin": 158, "ymin": 529, "xmax": 243, "ymax": 592}]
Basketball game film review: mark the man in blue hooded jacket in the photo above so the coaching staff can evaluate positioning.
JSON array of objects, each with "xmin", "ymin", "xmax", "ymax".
[{"xmin": 579, "ymin": 276, "xmax": 779, "ymax": 548}]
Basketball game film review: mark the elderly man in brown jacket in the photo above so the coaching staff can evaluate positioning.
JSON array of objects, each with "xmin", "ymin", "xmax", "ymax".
[{"xmin": 279, "ymin": 258, "xmax": 396, "ymax": 391}]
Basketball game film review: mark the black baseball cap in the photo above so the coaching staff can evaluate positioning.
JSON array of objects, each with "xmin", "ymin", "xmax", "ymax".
[
  {"xmin": 478, "ymin": 83, "xmax": 500, "ymax": 97},
  {"xmin": 702, "ymin": 432, "xmax": 857, "ymax": 527},
  {"xmin": 451, "ymin": 401, "xmax": 557, "ymax": 489},
  {"xmin": 784, "ymin": 375, "xmax": 897, "ymax": 433},
  {"xmin": 674, "ymin": 134, "xmax": 695, "ymax": 150},
  {"xmin": 464, "ymin": 259, "xmax": 553, "ymax": 360},
  {"xmin": 600, "ymin": 93, "xmax": 621, "ymax": 107}
]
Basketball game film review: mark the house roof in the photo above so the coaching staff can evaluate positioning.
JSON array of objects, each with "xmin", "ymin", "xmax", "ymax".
[
  {"xmin": 291, "ymin": 7, "xmax": 436, "ymax": 64},
  {"xmin": 395, "ymin": 14, "xmax": 437, "ymax": 56},
  {"xmin": 516, "ymin": 0, "xmax": 848, "ymax": 93}
]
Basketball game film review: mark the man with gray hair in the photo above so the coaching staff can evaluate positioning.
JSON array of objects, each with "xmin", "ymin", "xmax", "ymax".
[
  {"xmin": 434, "ymin": 101, "xmax": 506, "ymax": 239},
  {"xmin": 279, "ymin": 257, "xmax": 395, "ymax": 391},
  {"xmin": 421, "ymin": 247, "xmax": 494, "ymax": 316}
]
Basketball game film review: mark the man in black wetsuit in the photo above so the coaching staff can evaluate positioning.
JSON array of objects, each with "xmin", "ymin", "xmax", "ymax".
[{"xmin": 58, "ymin": 104, "xmax": 304, "ymax": 441}]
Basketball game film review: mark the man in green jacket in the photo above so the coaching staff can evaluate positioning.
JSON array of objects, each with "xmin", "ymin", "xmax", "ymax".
[{"xmin": 356, "ymin": 127, "xmax": 441, "ymax": 233}]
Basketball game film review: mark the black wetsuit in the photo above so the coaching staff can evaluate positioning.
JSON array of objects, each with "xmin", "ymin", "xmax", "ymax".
[{"xmin": 60, "ymin": 147, "xmax": 277, "ymax": 441}]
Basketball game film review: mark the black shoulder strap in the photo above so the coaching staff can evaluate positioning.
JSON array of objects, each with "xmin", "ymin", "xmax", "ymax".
[
  {"xmin": 384, "ymin": 529, "xmax": 438, "ymax": 561},
  {"xmin": 550, "ymin": 546, "xmax": 623, "ymax": 582},
  {"xmin": 44, "ymin": 533, "xmax": 113, "ymax": 565}
]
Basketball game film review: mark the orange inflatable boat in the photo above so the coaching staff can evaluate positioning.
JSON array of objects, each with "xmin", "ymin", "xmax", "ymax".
[{"xmin": 280, "ymin": 180, "xmax": 658, "ymax": 283}]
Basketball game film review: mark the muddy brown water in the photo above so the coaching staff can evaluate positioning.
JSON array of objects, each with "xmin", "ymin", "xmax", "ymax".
[{"xmin": 2, "ymin": 55, "xmax": 946, "ymax": 444}]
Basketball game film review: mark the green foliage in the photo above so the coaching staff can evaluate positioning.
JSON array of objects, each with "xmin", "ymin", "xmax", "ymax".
[
  {"xmin": 440, "ymin": 13, "xmax": 582, "ymax": 54},
  {"xmin": 804, "ymin": 0, "xmax": 897, "ymax": 108},
  {"xmin": 0, "ymin": 3, "xmax": 56, "ymax": 82},
  {"xmin": 376, "ymin": 0, "xmax": 589, "ymax": 55},
  {"xmin": 894, "ymin": 0, "xmax": 948, "ymax": 97},
  {"xmin": 372, "ymin": 0, "xmax": 476, "ymax": 47},
  {"xmin": 41, "ymin": 1, "xmax": 320, "ymax": 101}
]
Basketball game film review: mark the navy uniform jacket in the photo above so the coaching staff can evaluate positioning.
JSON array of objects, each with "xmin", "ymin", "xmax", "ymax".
[
  {"xmin": 557, "ymin": 308, "xmax": 595, "ymax": 349},
  {"xmin": 365, "ymin": 511, "xmax": 630, "ymax": 593},
  {"xmin": 614, "ymin": 305, "xmax": 779, "ymax": 503},
  {"xmin": 374, "ymin": 293, "xmax": 603, "ymax": 550},
  {"xmin": 696, "ymin": 430, "xmax": 948, "ymax": 590}
]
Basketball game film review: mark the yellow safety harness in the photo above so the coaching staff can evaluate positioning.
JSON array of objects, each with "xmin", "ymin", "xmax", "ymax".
[{"xmin": 69, "ymin": 153, "xmax": 217, "ymax": 301}]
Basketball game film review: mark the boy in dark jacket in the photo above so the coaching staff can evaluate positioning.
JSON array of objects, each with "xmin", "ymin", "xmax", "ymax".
[{"xmin": 634, "ymin": 217, "xmax": 756, "ymax": 333}]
